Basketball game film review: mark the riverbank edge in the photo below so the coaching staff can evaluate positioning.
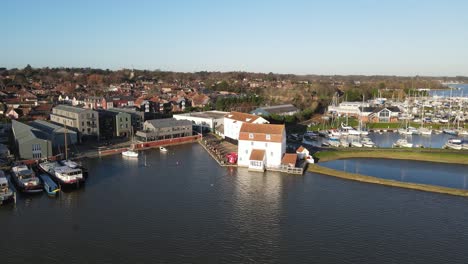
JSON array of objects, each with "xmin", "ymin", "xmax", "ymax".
[
  {"xmin": 314, "ymin": 149, "xmax": 468, "ymax": 165},
  {"xmin": 308, "ymin": 164, "xmax": 468, "ymax": 197}
]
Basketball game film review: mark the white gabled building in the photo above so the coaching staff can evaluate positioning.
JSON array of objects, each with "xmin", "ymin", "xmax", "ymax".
[
  {"xmin": 223, "ymin": 111, "xmax": 269, "ymax": 142},
  {"xmin": 237, "ymin": 123, "xmax": 286, "ymax": 170}
]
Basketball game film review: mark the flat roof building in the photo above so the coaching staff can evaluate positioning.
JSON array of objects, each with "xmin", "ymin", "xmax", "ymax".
[
  {"xmin": 172, "ymin": 110, "xmax": 227, "ymax": 133},
  {"xmin": 135, "ymin": 118, "xmax": 193, "ymax": 142},
  {"xmin": 250, "ymin": 104, "xmax": 299, "ymax": 117}
]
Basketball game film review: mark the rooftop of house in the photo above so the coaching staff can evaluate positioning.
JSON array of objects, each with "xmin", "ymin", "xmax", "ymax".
[
  {"xmin": 29, "ymin": 120, "xmax": 77, "ymax": 135},
  {"xmin": 239, "ymin": 123, "xmax": 285, "ymax": 143},
  {"xmin": 239, "ymin": 123, "xmax": 285, "ymax": 135},
  {"xmin": 281, "ymin": 153, "xmax": 297, "ymax": 165},
  {"xmin": 225, "ymin": 111, "xmax": 267, "ymax": 123},
  {"xmin": 359, "ymin": 106, "xmax": 401, "ymax": 113},
  {"xmin": 144, "ymin": 118, "xmax": 192, "ymax": 129},
  {"xmin": 254, "ymin": 104, "xmax": 299, "ymax": 114},
  {"xmin": 174, "ymin": 111, "xmax": 228, "ymax": 120},
  {"xmin": 296, "ymin": 146, "xmax": 308, "ymax": 153},
  {"xmin": 54, "ymin": 104, "xmax": 90, "ymax": 113},
  {"xmin": 12, "ymin": 120, "xmax": 50, "ymax": 142},
  {"xmin": 249, "ymin": 149, "xmax": 265, "ymax": 161}
]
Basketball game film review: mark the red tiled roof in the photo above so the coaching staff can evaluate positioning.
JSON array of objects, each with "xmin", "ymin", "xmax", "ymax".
[
  {"xmin": 281, "ymin": 153, "xmax": 297, "ymax": 166},
  {"xmin": 296, "ymin": 146, "xmax": 307, "ymax": 153},
  {"xmin": 239, "ymin": 123, "xmax": 284, "ymax": 143},
  {"xmin": 249, "ymin": 149, "xmax": 265, "ymax": 161},
  {"xmin": 225, "ymin": 111, "xmax": 266, "ymax": 123}
]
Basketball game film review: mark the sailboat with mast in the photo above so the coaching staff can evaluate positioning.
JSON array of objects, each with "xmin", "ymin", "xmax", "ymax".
[
  {"xmin": 122, "ymin": 126, "xmax": 139, "ymax": 158},
  {"xmin": 418, "ymin": 97, "xmax": 432, "ymax": 136},
  {"xmin": 38, "ymin": 124, "xmax": 85, "ymax": 187},
  {"xmin": 443, "ymin": 87, "xmax": 458, "ymax": 136}
]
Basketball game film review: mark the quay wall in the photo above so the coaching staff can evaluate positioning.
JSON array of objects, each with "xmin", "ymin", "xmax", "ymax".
[{"xmin": 99, "ymin": 135, "xmax": 201, "ymax": 157}]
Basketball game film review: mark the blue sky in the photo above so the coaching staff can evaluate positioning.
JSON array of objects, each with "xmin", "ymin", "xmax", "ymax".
[{"xmin": 2, "ymin": 0, "xmax": 468, "ymax": 76}]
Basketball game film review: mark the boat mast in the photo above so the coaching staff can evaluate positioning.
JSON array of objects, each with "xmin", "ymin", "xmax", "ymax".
[{"xmin": 64, "ymin": 123, "xmax": 68, "ymax": 160}]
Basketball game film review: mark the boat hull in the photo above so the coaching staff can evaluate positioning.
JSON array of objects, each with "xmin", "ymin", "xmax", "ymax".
[{"xmin": 37, "ymin": 165, "xmax": 85, "ymax": 189}]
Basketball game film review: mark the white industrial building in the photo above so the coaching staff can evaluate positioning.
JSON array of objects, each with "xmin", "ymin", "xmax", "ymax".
[
  {"xmin": 223, "ymin": 111, "xmax": 269, "ymax": 142},
  {"xmin": 172, "ymin": 111, "xmax": 227, "ymax": 133}
]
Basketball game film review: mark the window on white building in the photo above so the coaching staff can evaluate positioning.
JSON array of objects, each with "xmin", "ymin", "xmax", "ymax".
[{"xmin": 271, "ymin": 151, "xmax": 273, "ymax": 156}]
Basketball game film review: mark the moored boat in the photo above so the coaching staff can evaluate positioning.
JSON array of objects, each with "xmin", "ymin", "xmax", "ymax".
[
  {"xmin": 0, "ymin": 171, "xmax": 15, "ymax": 205},
  {"xmin": 122, "ymin": 149, "xmax": 139, "ymax": 158},
  {"xmin": 305, "ymin": 155, "xmax": 315, "ymax": 164},
  {"xmin": 38, "ymin": 174, "xmax": 60, "ymax": 196},
  {"xmin": 443, "ymin": 129, "xmax": 458, "ymax": 136},
  {"xmin": 159, "ymin": 146, "xmax": 168, "ymax": 152},
  {"xmin": 11, "ymin": 164, "xmax": 43, "ymax": 193},
  {"xmin": 393, "ymin": 139, "xmax": 413, "ymax": 148},
  {"xmin": 351, "ymin": 141, "xmax": 363, "ymax": 148},
  {"xmin": 38, "ymin": 161, "xmax": 85, "ymax": 187}
]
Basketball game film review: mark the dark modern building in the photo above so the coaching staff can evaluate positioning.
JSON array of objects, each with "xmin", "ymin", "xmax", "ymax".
[{"xmin": 135, "ymin": 118, "xmax": 192, "ymax": 142}]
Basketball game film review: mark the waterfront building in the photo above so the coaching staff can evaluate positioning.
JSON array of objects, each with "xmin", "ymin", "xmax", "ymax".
[
  {"xmin": 359, "ymin": 106, "xmax": 401, "ymax": 123},
  {"xmin": 11, "ymin": 120, "xmax": 53, "ymax": 160},
  {"xmin": 296, "ymin": 146, "xmax": 309, "ymax": 160},
  {"xmin": 29, "ymin": 120, "xmax": 78, "ymax": 148},
  {"xmin": 223, "ymin": 111, "xmax": 269, "ymax": 143},
  {"xmin": 173, "ymin": 111, "xmax": 227, "ymax": 133},
  {"xmin": 328, "ymin": 101, "xmax": 370, "ymax": 117},
  {"xmin": 97, "ymin": 109, "xmax": 131, "ymax": 139},
  {"xmin": 50, "ymin": 105, "xmax": 99, "ymax": 139},
  {"xmin": 250, "ymin": 104, "xmax": 299, "ymax": 117},
  {"xmin": 237, "ymin": 123, "xmax": 286, "ymax": 169},
  {"xmin": 135, "ymin": 118, "xmax": 193, "ymax": 142},
  {"xmin": 108, "ymin": 108, "xmax": 144, "ymax": 131}
]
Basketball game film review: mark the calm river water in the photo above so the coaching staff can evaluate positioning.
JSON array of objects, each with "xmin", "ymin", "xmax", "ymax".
[
  {"xmin": 2, "ymin": 144, "xmax": 468, "ymax": 264},
  {"xmin": 320, "ymin": 158, "xmax": 468, "ymax": 190}
]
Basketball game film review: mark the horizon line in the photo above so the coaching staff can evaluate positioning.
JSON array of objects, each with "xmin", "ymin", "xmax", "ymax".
[{"xmin": 1, "ymin": 65, "xmax": 467, "ymax": 79}]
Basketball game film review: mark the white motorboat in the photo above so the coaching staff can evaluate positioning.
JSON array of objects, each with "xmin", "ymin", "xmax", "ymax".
[
  {"xmin": 361, "ymin": 137, "xmax": 376, "ymax": 147},
  {"xmin": 39, "ymin": 161, "xmax": 85, "ymax": 186},
  {"xmin": 444, "ymin": 142, "xmax": 462, "ymax": 150},
  {"xmin": 159, "ymin": 146, "xmax": 168, "ymax": 152},
  {"xmin": 351, "ymin": 141, "xmax": 363, "ymax": 148},
  {"xmin": 418, "ymin": 127, "xmax": 432, "ymax": 136},
  {"xmin": 328, "ymin": 129, "xmax": 342, "ymax": 137},
  {"xmin": 305, "ymin": 155, "xmax": 315, "ymax": 164},
  {"xmin": 339, "ymin": 139, "xmax": 349, "ymax": 147},
  {"xmin": 443, "ymin": 129, "xmax": 458, "ymax": 136},
  {"xmin": 0, "ymin": 171, "xmax": 15, "ymax": 205},
  {"xmin": 393, "ymin": 139, "xmax": 413, "ymax": 148},
  {"xmin": 122, "ymin": 149, "xmax": 139, "ymax": 158}
]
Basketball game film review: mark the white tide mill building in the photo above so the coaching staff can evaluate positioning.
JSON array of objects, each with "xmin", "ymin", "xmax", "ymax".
[{"xmin": 237, "ymin": 123, "xmax": 286, "ymax": 170}]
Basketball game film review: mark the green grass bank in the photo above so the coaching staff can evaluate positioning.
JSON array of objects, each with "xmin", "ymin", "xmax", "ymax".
[
  {"xmin": 308, "ymin": 164, "xmax": 468, "ymax": 197},
  {"xmin": 309, "ymin": 148, "xmax": 468, "ymax": 197}
]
